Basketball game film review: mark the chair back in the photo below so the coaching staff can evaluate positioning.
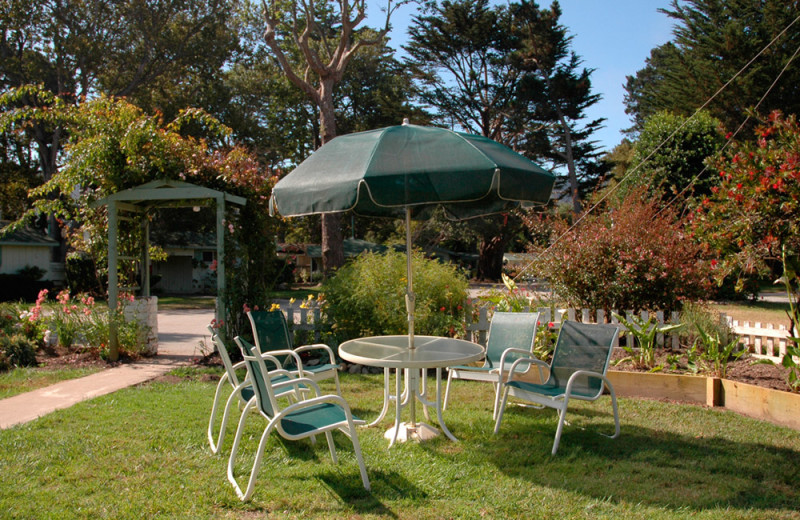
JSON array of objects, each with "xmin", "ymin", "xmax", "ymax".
[
  {"xmin": 208, "ymin": 325, "xmax": 242, "ymax": 389},
  {"xmin": 234, "ymin": 336, "xmax": 279, "ymax": 418},
  {"xmin": 547, "ymin": 321, "xmax": 619, "ymax": 398},
  {"xmin": 248, "ymin": 310, "xmax": 294, "ymax": 364},
  {"xmin": 485, "ymin": 312, "xmax": 540, "ymax": 370}
]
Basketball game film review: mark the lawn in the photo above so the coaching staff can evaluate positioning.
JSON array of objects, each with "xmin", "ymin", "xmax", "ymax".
[
  {"xmin": 0, "ymin": 365, "xmax": 103, "ymax": 400},
  {"xmin": 711, "ymin": 300, "xmax": 792, "ymax": 327},
  {"xmin": 1, "ymin": 369, "xmax": 799, "ymax": 519}
]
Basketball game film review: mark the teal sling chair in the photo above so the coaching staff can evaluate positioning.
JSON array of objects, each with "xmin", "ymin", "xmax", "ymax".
[
  {"xmin": 248, "ymin": 310, "xmax": 341, "ymax": 394},
  {"xmin": 206, "ymin": 326, "xmax": 306, "ymax": 454},
  {"xmin": 227, "ymin": 337, "xmax": 369, "ymax": 501},
  {"xmin": 443, "ymin": 312, "xmax": 540, "ymax": 420},
  {"xmin": 494, "ymin": 321, "xmax": 621, "ymax": 455}
]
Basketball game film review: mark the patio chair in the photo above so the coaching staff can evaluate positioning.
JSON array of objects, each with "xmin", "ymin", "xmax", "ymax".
[
  {"xmin": 443, "ymin": 312, "xmax": 541, "ymax": 420},
  {"xmin": 493, "ymin": 321, "xmax": 621, "ymax": 455},
  {"xmin": 207, "ymin": 326, "xmax": 306, "ymax": 455},
  {"xmin": 228, "ymin": 336, "xmax": 370, "ymax": 501},
  {"xmin": 248, "ymin": 310, "xmax": 341, "ymax": 394}
]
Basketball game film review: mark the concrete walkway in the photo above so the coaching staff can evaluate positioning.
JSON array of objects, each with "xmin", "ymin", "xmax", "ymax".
[{"xmin": 0, "ymin": 309, "xmax": 214, "ymax": 429}]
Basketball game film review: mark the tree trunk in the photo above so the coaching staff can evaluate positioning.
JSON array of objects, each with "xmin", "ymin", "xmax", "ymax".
[
  {"xmin": 477, "ymin": 231, "xmax": 508, "ymax": 281},
  {"xmin": 318, "ymin": 80, "xmax": 344, "ymax": 274}
]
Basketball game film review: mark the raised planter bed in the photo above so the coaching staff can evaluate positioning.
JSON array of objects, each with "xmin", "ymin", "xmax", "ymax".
[{"xmin": 606, "ymin": 370, "xmax": 800, "ymax": 431}]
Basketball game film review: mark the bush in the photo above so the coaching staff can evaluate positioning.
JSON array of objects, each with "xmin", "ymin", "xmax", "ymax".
[
  {"xmin": 0, "ymin": 334, "xmax": 37, "ymax": 371},
  {"xmin": 322, "ymin": 249, "xmax": 468, "ymax": 342},
  {"xmin": 532, "ymin": 189, "xmax": 710, "ymax": 313},
  {"xmin": 65, "ymin": 252, "xmax": 103, "ymax": 295}
]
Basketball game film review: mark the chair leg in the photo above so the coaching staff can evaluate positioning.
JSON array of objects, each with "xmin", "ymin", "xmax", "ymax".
[
  {"xmin": 228, "ymin": 401, "xmax": 270, "ymax": 501},
  {"xmin": 443, "ymin": 369, "xmax": 454, "ymax": 411},
  {"xmin": 493, "ymin": 387, "xmax": 510, "ymax": 434},
  {"xmin": 208, "ymin": 377, "xmax": 227, "ymax": 452},
  {"xmin": 333, "ymin": 370, "xmax": 342, "ymax": 396},
  {"xmin": 325, "ymin": 431, "xmax": 338, "ymax": 463},
  {"xmin": 551, "ymin": 399, "xmax": 570, "ymax": 456},
  {"xmin": 210, "ymin": 387, "xmax": 241, "ymax": 454},
  {"xmin": 492, "ymin": 375, "xmax": 504, "ymax": 421},
  {"xmin": 345, "ymin": 417, "xmax": 371, "ymax": 491},
  {"xmin": 605, "ymin": 386, "xmax": 621, "ymax": 440}
]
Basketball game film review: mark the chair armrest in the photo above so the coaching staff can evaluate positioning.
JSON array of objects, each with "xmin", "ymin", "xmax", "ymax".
[
  {"xmin": 505, "ymin": 356, "xmax": 549, "ymax": 384},
  {"xmin": 271, "ymin": 376, "xmax": 321, "ymax": 396},
  {"xmin": 564, "ymin": 370, "xmax": 612, "ymax": 399},
  {"xmin": 261, "ymin": 349, "xmax": 303, "ymax": 370},
  {"xmin": 293, "ymin": 343, "xmax": 336, "ymax": 364},
  {"xmin": 501, "ymin": 347, "xmax": 549, "ymax": 380},
  {"xmin": 257, "ymin": 353, "xmax": 284, "ymax": 371},
  {"xmin": 279, "ymin": 392, "xmax": 351, "ymax": 417}
]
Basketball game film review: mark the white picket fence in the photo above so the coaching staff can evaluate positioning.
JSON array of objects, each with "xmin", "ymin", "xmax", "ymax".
[
  {"xmin": 723, "ymin": 316, "xmax": 794, "ymax": 363},
  {"xmin": 278, "ymin": 303, "xmax": 794, "ymax": 364}
]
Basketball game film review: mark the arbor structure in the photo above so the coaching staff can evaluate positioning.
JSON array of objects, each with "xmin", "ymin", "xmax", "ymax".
[
  {"xmin": 253, "ymin": 0, "xmax": 397, "ymax": 273},
  {"xmin": 1, "ymin": 92, "xmax": 272, "ymax": 360},
  {"xmin": 624, "ymin": 0, "xmax": 800, "ymax": 135}
]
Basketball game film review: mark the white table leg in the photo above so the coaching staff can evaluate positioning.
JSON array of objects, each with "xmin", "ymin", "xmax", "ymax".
[{"xmin": 368, "ymin": 367, "xmax": 392, "ymax": 427}]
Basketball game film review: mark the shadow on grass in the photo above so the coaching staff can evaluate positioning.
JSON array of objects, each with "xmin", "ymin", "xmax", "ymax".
[
  {"xmin": 474, "ymin": 405, "xmax": 800, "ymax": 513},
  {"xmin": 318, "ymin": 468, "xmax": 425, "ymax": 518}
]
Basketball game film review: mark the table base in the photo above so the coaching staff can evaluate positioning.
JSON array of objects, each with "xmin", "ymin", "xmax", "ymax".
[{"xmin": 384, "ymin": 422, "xmax": 440, "ymax": 443}]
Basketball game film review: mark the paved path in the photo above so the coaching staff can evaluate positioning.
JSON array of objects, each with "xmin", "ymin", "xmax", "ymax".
[{"xmin": 0, "ymin": 309, "xmax": 214, "ymax": 430}]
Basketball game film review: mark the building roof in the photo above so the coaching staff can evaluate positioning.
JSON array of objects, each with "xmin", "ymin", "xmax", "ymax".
[{"xmin": 0, "ymin": 221, "xmax": 59, "ymax": 247}]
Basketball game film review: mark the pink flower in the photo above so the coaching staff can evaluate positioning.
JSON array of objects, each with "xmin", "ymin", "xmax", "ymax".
[{"xmin": 209, "ymin": 259, "xmax": 218, "ymax": 272}]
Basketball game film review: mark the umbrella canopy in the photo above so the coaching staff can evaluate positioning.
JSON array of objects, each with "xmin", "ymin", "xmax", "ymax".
[
  {"xmin": 269, "ymin": 122, "xmax": 555, "ymax": 350},
  {"xmin": 270, "ymin": 123, "xmax": 555, "ymax": 219}
]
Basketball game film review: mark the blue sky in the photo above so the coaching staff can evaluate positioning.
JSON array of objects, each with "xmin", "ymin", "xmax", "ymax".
[{"xmin": 368, "ymin": 0, "xmax": 675, "ymax": 153}]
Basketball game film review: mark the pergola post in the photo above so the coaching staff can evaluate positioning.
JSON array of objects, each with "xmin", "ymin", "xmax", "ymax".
[
  {"xmin": 107, "ymin": 200, "xmax": 119, "ymax": 362},
  {"xmin": 142, "ymin": 215, "xmax": 150, "ymax": 297},
  {"xmin": 215, "ymin": 195, "xmax": 226, "ymax": 326}
]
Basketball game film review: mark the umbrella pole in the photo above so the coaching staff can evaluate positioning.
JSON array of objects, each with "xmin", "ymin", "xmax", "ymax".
[
  {"xmin": 405, "ymin": 206, "xmax": 418, "ymax": 432},
  {"xmin": 405, "ymin": 207, "xmax": 416, "ymax": 350}
]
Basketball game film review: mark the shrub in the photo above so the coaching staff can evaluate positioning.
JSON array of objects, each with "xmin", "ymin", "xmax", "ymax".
[
  {"xmin": 532, "ymin": 189, "xmax": 710, "ymax": 313},
  {"xmin": 322, "ymin": 249, "xmax": 468, "ymax": 342},
  {"xmin": 0, "ymin": 334, "xmax": 37, "ymax": 371}
]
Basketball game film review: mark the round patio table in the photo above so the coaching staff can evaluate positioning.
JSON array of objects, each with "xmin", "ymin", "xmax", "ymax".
[{"xmin": 339, "ymin": 335, "xmax": 484, "ymax": 446}]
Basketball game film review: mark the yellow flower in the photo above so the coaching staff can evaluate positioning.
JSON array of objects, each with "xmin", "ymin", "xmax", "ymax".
[
  {"xmin": 269, "ymin": 303, "xmax": 281, "ymax": 312},
  {"xmin": 289, "ymin": 298, "xmax": 296, "ymax": 304},
  {"xmin": 307, "ymin": 294, "xmax": 314, "ymax": 300}
]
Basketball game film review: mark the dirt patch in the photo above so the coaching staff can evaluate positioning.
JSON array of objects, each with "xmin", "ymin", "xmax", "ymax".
[
  {"xmin": 610, "ymin": 347, "xmax": 793, "ymax": 392},
  {"xmin": 35, "ymin": 345, "xmax": 120, "ymax": 371}
]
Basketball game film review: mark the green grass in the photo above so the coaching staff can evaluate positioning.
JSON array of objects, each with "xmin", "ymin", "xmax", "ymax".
[
  {"xmin": 2, "ymin": 370, "xmax": 799, "ymax": 519},
  {"xmin": 0, "ymin": 366, "xmax": 103, "ymax": 400},
  {"xmin": 710, "ymin": 300, "xmax": 792, "ymax": 326}
]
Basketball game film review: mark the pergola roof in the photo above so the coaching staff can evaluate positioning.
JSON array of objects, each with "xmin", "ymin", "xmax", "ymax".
[{"xmin": 96, "ymin": 179, "xmax": 246, "ymax": 208}]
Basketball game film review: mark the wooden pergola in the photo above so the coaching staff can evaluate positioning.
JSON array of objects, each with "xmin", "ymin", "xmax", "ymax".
[{"xmin": 95, "ymin": 179, "xmax": 246, "ymax": 360}]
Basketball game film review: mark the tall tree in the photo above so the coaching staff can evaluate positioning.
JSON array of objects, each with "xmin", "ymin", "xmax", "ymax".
[
  {"xmin": 403, "ymin": 0, "xmax": 526, "ymax": 280},
  {"xmin": 404, "ymin": 0, "xmax": 606, "ymax": 278},
  {"xmin": 615, "ymin": 110, "xmax": 725, "ymax": 205},
  {"xmin": 624, "ymin": 0, "xmax": 800, "ymax": 135},
  {"xmin": 511, "ymin": 0, "xmax": 608, "ymax": 214},
  {"xmin": 251, "ymin": 0, "xmax": 397, "ymax": 274}
]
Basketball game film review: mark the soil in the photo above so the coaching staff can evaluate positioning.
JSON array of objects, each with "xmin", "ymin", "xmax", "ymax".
[
  {"xmin": 34, "ymin": 344, "xmax": 122, "ymax": 371},
  {"xmin": 610, "ymin": 347, "xmax": 793, "ymax": 392}
]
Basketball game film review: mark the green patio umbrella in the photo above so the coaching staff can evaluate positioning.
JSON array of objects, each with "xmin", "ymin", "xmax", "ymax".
[{"xmin": 270, "ymin": 121, "xmax": 555, "ymax": 348}]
